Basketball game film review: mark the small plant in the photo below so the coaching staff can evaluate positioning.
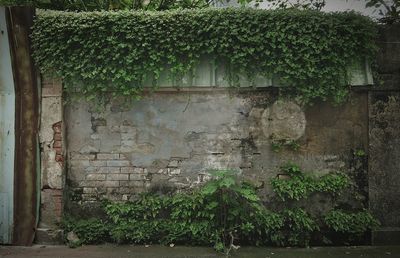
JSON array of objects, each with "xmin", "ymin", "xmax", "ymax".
[
  {"xmin": 280, "ymin": 208, "xmax": 319, "ymax": 247},
  {"xmin": 317, "ymin": 172, "xmax": 351, "ymax": 194},
  {"xmin": 271, "ymin": 163, "xmax": 351, "ymax": 201},
  {"xmin": 271, "ymin": 139, "xmax": 300, "ymax": 152},
  {"xmin": 354, "ymin": 149, "xmax": 366, "ymax": 157},
  {"xmin": 62, "ymin": 217, "xmax": 110, "ymax": 246},
  {"xmin": 324, "ymin": 209, "xmax": 380, "ymax": 236}
]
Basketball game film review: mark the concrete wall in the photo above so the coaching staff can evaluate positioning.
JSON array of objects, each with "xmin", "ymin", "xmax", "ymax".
[
  {"xmin": 369, "ymin": 92, "xmax": 400, "ymax": 244},
  {"xmin": 65, "ymin": 91, "xmax": 368, "ymax": 214},
  {"xmin": 369, "ymin": 24, "xmax": 400, "ymax": 244}
]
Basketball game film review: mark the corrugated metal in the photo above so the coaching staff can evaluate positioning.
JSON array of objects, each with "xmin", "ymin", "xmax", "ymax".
[
  {"xmin": 0, "ymin": 6, "xmax": 16, "ymax": 245},
  {"xmin": 145, "ymin": 58, "xmax": 373, "ymax": 88}
]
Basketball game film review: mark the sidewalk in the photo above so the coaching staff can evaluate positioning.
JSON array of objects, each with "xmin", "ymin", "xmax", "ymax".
[{"xmin": 1, "ymin": 244, "xmax": 399, "ymax": 258}]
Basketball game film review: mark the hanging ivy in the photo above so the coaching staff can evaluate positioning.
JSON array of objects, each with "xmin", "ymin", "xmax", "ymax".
[{"xmin": 32, "ymin": 8, "xmax": 377, "ymax": 104}]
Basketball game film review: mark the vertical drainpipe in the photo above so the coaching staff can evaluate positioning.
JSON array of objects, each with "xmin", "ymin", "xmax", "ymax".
[{"xmin": 6, "ymin": 6, "xmax": 39, "ymax": 246}]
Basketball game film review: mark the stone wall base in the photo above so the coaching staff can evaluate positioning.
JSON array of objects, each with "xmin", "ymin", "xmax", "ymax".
[{"xmin": 34, "ymin": 228, "xmax": 64, "ymax": 245}]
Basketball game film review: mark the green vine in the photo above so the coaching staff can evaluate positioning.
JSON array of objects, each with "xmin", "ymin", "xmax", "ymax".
[
  {"xmin": 270, "ymin": 163, "xmax": 351, "ymax": 201},
  {"xmin": 324, "ymin": 209, "xmax": 380, "ymax": 235},
  {"xmin": 32, "ymin": 8, "xmax": 377, "ymax": 104}
]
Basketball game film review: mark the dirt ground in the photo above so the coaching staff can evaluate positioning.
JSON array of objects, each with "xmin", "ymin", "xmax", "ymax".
[{"xmin": 0, "ymin": 245, "xmax": 399, "ymax": 258}]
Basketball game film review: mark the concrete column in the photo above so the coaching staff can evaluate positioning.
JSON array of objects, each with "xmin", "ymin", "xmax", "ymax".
[{"xmin": 35, "ymin": 76, "xmax": 64, "ymax": 244}]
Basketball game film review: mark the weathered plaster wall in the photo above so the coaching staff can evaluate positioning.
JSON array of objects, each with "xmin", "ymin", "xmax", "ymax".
[
  {"xmin": 377, "ymin": 24, "xmax": 400, "ymax": 90},
  {"xmin": 368, "ymin": 24, "xmax": 400, "ymax": 244},
  {"xmin": 369, "ymin": 92, "xmax": 400, "ymax": 244},
  {"xmin": 36, "ymin": 76, "xmax": 64, "ymax": 244},
  {"xmin": 65, "ymin": 91, "xmax": 368, "ymax": 214}
]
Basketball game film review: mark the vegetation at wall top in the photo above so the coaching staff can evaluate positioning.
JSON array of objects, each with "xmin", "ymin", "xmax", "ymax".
[
  {"xmin": 0, "ymin": 0, "xmax": 217, "ymax": 10},
  {"xmin": 32, "ymin": 8, "xmax": 377, "ymax": 104}
]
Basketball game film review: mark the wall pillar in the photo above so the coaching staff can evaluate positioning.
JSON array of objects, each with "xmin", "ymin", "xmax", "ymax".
[
  {"xmin": 369, "ymin": 24, "xmax": 400, "ymax": 245},
  {"xmin": 35, "ymin": 76, "xmax": 64, "ymax": 244}
]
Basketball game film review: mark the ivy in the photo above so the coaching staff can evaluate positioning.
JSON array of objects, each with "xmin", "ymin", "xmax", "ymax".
[
  {"xmin": 324, "ymin": 209, "xmax": 380, "ymax": 235},
  {"xmin": 32, "ymin": 8, "xmax": 377, "ymax": 104},
  {"xmin": 270, "ymin": 163, "xmax": 351, "ymax": 201}
]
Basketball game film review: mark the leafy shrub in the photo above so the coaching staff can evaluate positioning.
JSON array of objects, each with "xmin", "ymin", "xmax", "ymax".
[
  {"xmin": 102, "ymin": 170, "xmax": 286, "ymax": 251},
  {"xmin": 198, "ymin": 170, "xmax": 283, "ymax": 250},
  {"xmin": 0, "ymin": 0, "xmax": 221, "ymax": 11},
  {"xmin": 103, "ymin": 192, "xmax": 215, "ymax": 245},
  {"xmin": 63, "ymin": 166, "xmax": 378, "ymax": 251},
  {"xmin": 62, "ymin": 217, "xmax": 110, "ymax": 245},
  {"xmin": 279, "ymin": 208, "xmax": 319, "ymax": 247},
  {"xmin": 324, "ymin": 209, "xmax": 380, "ymax": 235},
  {"xmin": 270, "ymin": 163, "xmax": 351, "ymax": 201}
]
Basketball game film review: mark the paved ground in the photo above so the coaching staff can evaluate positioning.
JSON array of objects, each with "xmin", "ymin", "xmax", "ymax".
[{"xmin": 0, "ymin": 245, "xmax": 399, "ymax": 258}]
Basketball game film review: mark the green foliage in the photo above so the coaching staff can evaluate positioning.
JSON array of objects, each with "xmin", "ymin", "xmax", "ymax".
[
  {"xmin": 354, "ymin": 149, "xmax": 367, "ymax": 157},
  {"xmin": 100, "ymin": 170, "xmax": 288, "ymax": 253},
  {"xmin": 199, "ymin": 170, "xmax": 285, "ymax": 250},
  {"xmin": 264, "ymin": 0, "xmax": 326, "ymax": 10},
  {"xmin": 63, "ymin": 167, "xmax": 379, "ymax": 250},
  {"xmin": 0, "ymin": 0, "xmax": 213, "ymax": 10},
  {"xmin": 32, "ymin": 8, "xmax": 377, "ymax": 105},
  {"xmin": 279, "ymin": 208, "xmax": 319, "ymax": 246},
  {"xmin": 0, "ymin": 0, "xmax": 31, "ymax": 5},
  {"xmin": 365, "ymin": 0, "xmax": 400, "ymax": 24},
  {"xmin": 103, "ymin": 192, "xmax": 216, "ymax": 245},
  {"xmin": 324, "ymin": 209, "xmax": 380, "ymax": 235},
  {"xmin": 271, "ymin": 138, "xmax": 300, "ymax": 152},
  {"xmin": 271, "ymin": 163, "xmax": 351, "ymax": 201},
  {"xmin": 317, "ymin": 172, "xmax": 351, "ymax": 194},
  {"xmin": 62, "ymin": 217, "xmax": 110, "ymax": 246},
  {"xmin": 62, "ymin": 170, "xmax": 289, "ymax": 251}
]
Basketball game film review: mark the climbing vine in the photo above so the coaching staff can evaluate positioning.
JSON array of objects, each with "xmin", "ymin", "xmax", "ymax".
[
  {"xmin": 32, "ymin": 8, "xmax": 377, "ymax": 104},
  {"xmin": 270, "ymin": 163, "xmax": 351, "ymax": 201}
]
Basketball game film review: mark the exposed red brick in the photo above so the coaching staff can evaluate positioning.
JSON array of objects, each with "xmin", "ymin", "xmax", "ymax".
[
  {"xmin": 53, "ymin": 140, "xmax": 62, "ymax": 148},
  {"xmin": 52, "ymin": 121, "xmax": 64, "ymax": 166},
  {"xmin": 55, "ymin": 154, "xmax": 64, "ymax": 163},
  {"xmin": 53, "ymin": 147, "xmax": 62, "ymax": 154},
  {"xmin": 53, "ymin": 133, "xmax": 62, "ymax": 141}
]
